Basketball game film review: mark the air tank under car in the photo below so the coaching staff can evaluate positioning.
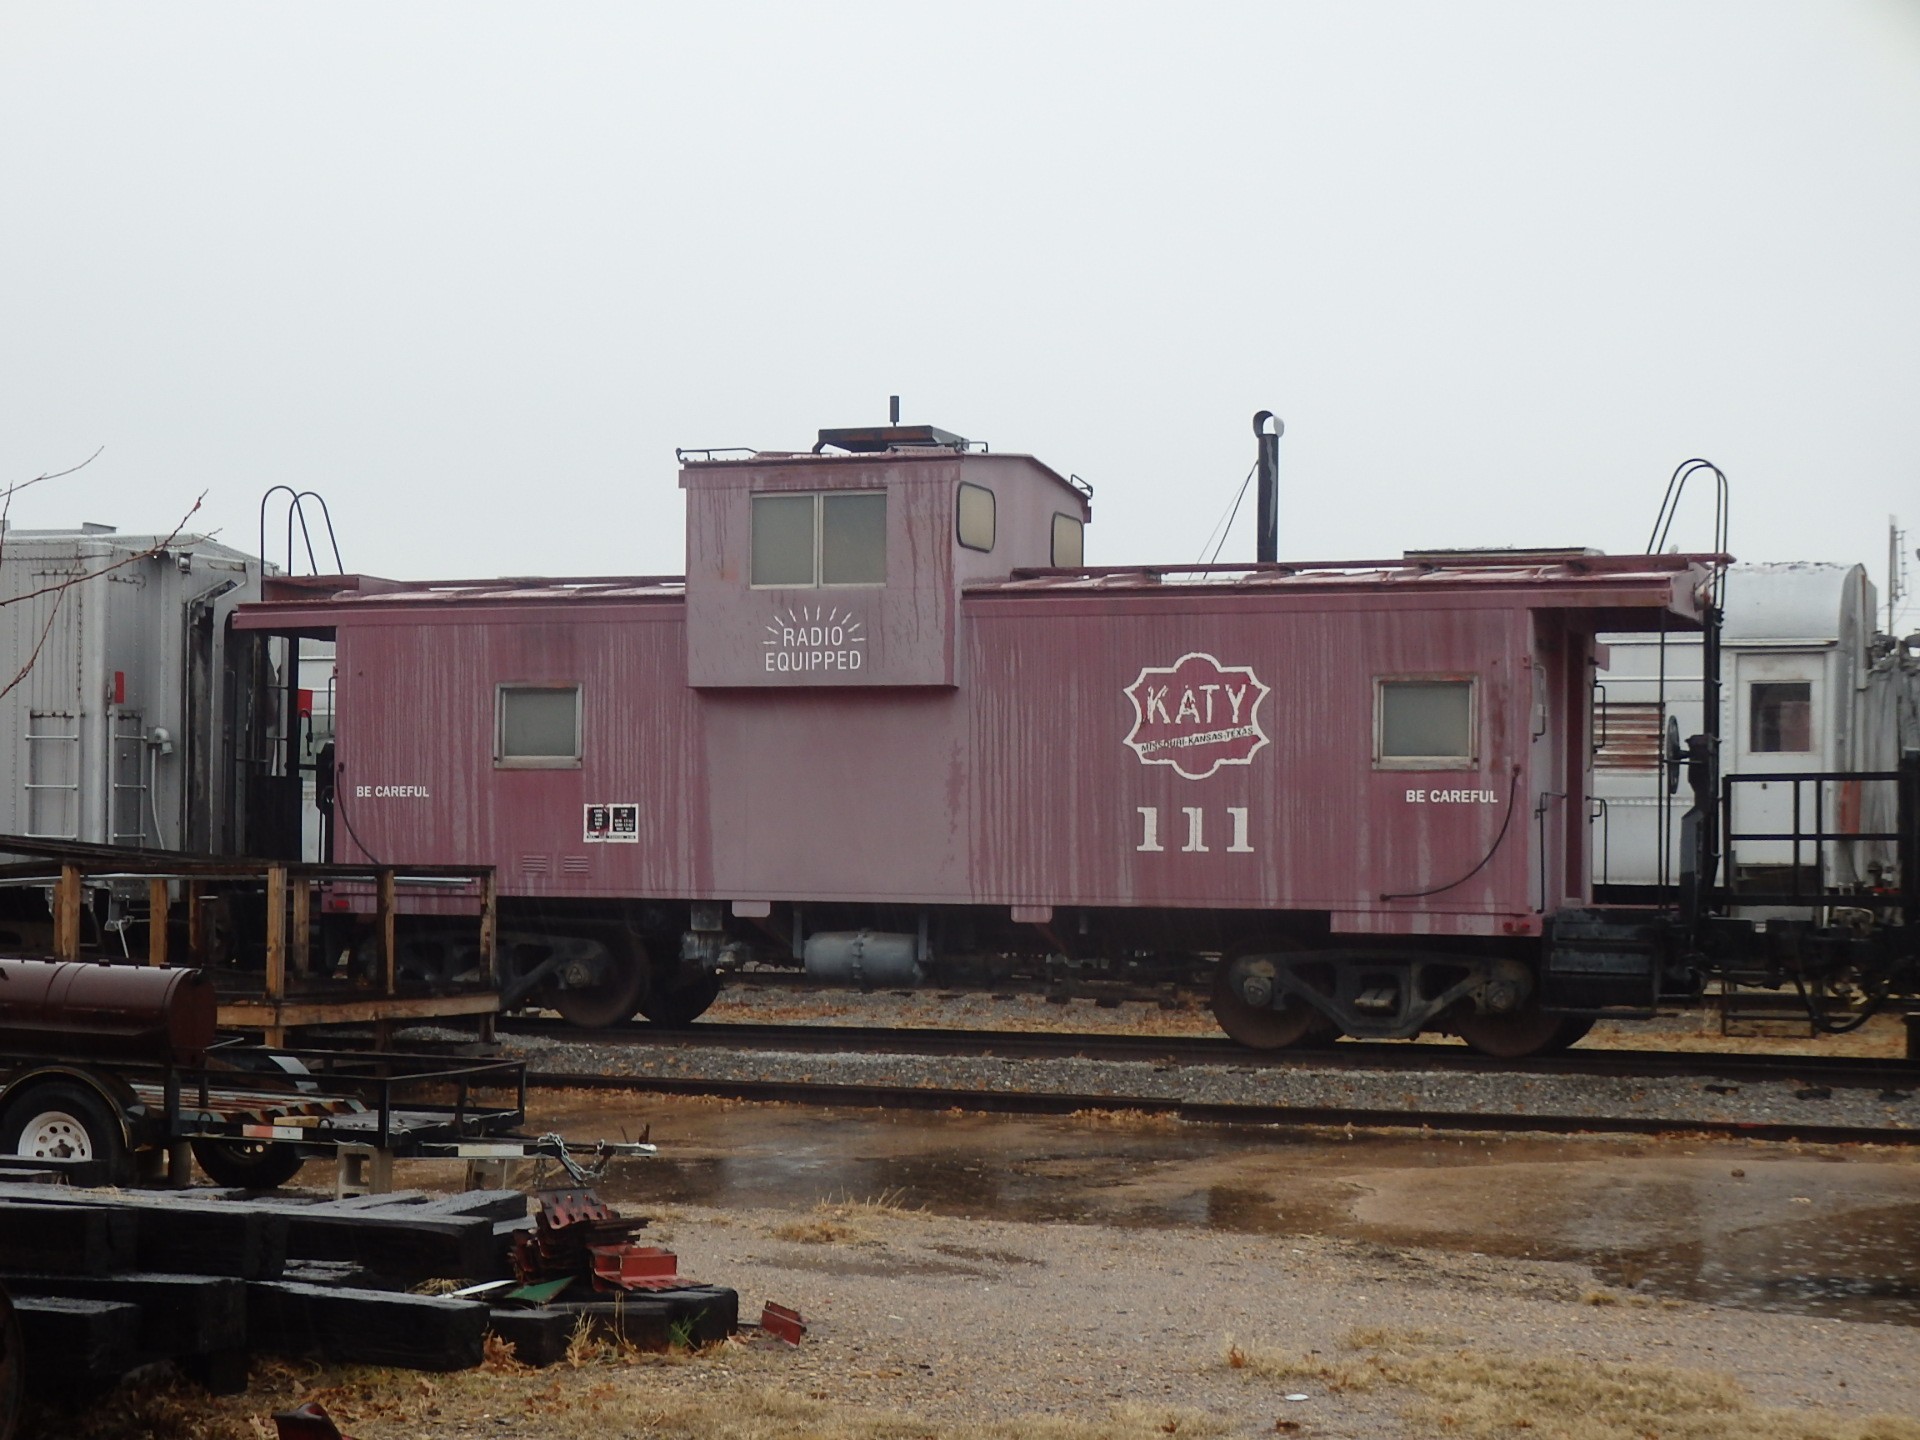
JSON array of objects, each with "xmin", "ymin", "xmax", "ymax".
[{"xmin": 0, "ymin": 957, "xmax": 217, "ymax": 1065}]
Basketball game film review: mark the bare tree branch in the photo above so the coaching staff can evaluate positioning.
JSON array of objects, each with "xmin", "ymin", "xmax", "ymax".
[
  {"xmin": 1, "ymin": 447, "xmax": 108, "ymax": 572},
  {"xmin": 0, "ymin": 447, "xmax": 107, "ymax": 498},
  {"xmin": 0, "ymin": 490, "xmax": 209, "ymax": 705}
]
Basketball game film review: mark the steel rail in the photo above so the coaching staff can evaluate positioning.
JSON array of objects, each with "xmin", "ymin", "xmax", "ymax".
[
  {"xmin": 522, "ymin": 1069, "xmax": 1920, "ymax": 1146},
  {"xmin": 497, "ymin": 1016, "xmax": 1920, "ymax": 1093}
]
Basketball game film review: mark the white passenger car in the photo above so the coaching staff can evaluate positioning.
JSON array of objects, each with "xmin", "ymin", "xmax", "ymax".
[{"xmin": 1594, "ymin": 562, "xmax": 1919, "ymax": 898}]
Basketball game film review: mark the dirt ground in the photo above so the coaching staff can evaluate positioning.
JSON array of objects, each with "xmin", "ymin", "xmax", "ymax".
[{"xmin": 31, "ymin": 1095, "xmax": 1920, "ymax": 1440}]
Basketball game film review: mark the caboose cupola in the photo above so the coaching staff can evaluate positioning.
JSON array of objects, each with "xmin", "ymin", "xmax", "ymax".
[{"xmin": 679, "ymin": 423, "xmax": 1092, "ymax": 689}]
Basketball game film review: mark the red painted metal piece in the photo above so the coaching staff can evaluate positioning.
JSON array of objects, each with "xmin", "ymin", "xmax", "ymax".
[
  {"xmin": 539, "ymin": 1188, "xmax": 615, "ymax": 1230},
  {"xmin": 588, "ymin": 1243, "xmax": 677, "ymax": 1290},
  {"xmin": 759, "ymin": 1302, "xmax": 806, "ymax": 1345},
  {"xmin": 515, "ymin": 1188, "xmax": 656, "ymax": 1287}
]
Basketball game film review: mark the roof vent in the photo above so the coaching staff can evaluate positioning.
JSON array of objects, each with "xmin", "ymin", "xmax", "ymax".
[{"xmin": 814, "ymin": 423, "xmax": 969, "ymax": 454}]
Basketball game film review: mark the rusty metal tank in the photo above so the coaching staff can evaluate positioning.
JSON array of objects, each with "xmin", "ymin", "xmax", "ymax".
[{"xmin": 0, "ymin": 958, "xmax": 217, "ymax": 1064}]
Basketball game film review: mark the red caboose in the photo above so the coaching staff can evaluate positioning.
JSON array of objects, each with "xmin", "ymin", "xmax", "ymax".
[{"xmin": 236, "ymin": 424, "xmax": 1715, "ymax": 1053}]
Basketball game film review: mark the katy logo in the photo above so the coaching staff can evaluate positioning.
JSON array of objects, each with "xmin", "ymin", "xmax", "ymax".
[
  {"xmin": 1123, "ymin": 652, "xmax": 1270, "ymax": 779},
  {"xmin": 764, "ymin": 605, "xmax": 866, "ymax": 673}
]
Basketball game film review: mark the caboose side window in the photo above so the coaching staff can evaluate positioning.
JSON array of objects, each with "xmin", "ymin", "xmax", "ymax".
[
  {"xmin": 750, "ymin": 492, "xmax": 887, "ymax": 587},
  {"xmin": 496, "ymin": 685, "xmax": 581, "ymax": 769},
  {"xmin": 1376, "ymin": 678, "xmax": 1475, "ymax": 769},
  {"xmin": 1051, "ymin": 513, "xmax": 1084, "ymax": 567},
  {"xmin": 957, "ymin": 482, "xmax": 996, "ymax": 552},
  {"xmin": 1749, "ymin": 681, "xmax": 1813, "ymax": 752}
]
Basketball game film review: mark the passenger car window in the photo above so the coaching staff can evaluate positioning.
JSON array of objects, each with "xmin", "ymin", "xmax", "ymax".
[
  {"xmin": 1051, "ymin": 513, "xmax": 1084, "ymax": 567},
  {"xmin": 497, "ymin": 685, "xmax": 581, "ymax": 768},
  {"xmin": 957, "ymin": 483, "xmax": 996, "ymax": 552},
  {"xmin": 1749, "ymin": 681, "xmax": 1812, "ymax": 752},
  {"xmin": 1377, "ymin": 679, "xmax": 1475, "ymax": 768}
]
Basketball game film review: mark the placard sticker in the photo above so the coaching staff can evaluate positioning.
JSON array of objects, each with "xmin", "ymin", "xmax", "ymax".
[{"xmin": 584, "ymin": 802, "xmax": 639, "ymax": 844}]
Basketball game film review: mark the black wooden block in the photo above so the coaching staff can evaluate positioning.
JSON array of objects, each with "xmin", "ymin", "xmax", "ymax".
[
  {"xmin": 485, "ymin": 1307, "xmax": 575, "ymax": 1367},
  {"xmin": 13, "ymin": 1295, "xmax": 141, "ymax": 1390},
  {"xmin": 279, "ymin": 1259, "xmax": 390, "ymax": 1290},
  {"xmin": 306, "ymin": 1190, "xmax": 431, "ymax": 1211},
  {"xmin": 0, "ymin": 1157, "xmax": 110, "ymax": 1186},
  {"xmin": 247, "ymin": 1281, "xmax": 488, "ymax": 1371},
  {"xmin": 660, "ymin": 1285, "xmax": 739, "ymax": 1346},
  {"xmin": 0, "ymin": 1188, "xmax": 288, "ymax": 1279},
  {"xmin": 127, "ymin": 1204, "xmax": 288, "ymax": 1280},
  {"xmin": 280, "ymin": 1211, "xmax": 497, "ymax": 1280},
  {"xmin": 549, "ymin": 1287, "xmax": 738, "ymax": 1350},
  {"xmin": 0, "ymin": 1166, "xmax": 59, "ymax": 1186},
  {"xmin": 0, "ymin": 1205, "xmax": 135, "ymax": 1276},
  {"xmin": 416, "ymin": 1190, "xmax": 529, "ymax": 1222},
  {"xmin": 4, "ymin": 1273, "xmax": 245, "ymax": 1357}
]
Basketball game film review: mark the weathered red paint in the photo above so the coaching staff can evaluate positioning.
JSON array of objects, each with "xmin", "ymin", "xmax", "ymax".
[{"xmin": 235, "ymin": 449, "xmax": 1711, "ymax": 941}]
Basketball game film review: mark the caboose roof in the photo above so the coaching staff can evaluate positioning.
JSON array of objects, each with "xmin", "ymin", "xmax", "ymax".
[
  {"xmin": 970, "ymin": 552, "xmax": 1719, "ymax": 632},
  {"xmin": 235, "ymin": 552, "xmax": 1717, "ymax": 635},
  {"xmin": 676, "ymin": 445, "xmax": 1090, "ymax": 506}
]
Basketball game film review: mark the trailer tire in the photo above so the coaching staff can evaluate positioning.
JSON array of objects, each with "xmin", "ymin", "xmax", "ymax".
[
  {"xmin": 0, "ymin": 1285, "xmax": 22, "ymax": 1440},
  {"xmin": 0, "ymin": 1080, "xmax": 132, "ymax": 1185},
  {"xmin": 190, "ymin": 1137, "xmax": 307, "ymax": 1189}
]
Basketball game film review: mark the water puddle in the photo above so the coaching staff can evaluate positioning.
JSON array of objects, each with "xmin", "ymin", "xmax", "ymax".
[{"xmin": 518, "ymin": 1094, "xmax": 1920, "ymax": 1327}]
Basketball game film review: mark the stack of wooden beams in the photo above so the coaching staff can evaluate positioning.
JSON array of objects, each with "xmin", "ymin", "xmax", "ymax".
[{"xmin": 0, "ymin": 1179, "xmax": 739, "ymax": 1395}]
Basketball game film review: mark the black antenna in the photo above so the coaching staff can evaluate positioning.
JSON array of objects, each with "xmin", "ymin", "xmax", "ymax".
[{"xmin": 889, "ymin": 395, "xmax": 901, "ymax": 425}]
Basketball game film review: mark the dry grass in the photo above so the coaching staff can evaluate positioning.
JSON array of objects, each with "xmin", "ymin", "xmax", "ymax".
[
  {"xmin": 1224, "ymin": 1327, "xmax": 1920, "ymax": 1440},
  {"xmin": 1067, "ymin": 1107, "xmax": 1183, "ymax": 1131},
  {"xmin": 1580, "ymin": 1012, "xmax": 1907, "ymax": 1060},
  {"xmin": 24, "ymin": 1349, "xmax": 1232, "ymax": 1440},
  {"xmin": 769, "ymin": 1188, "xmax": 929, "ymax": 1244}
]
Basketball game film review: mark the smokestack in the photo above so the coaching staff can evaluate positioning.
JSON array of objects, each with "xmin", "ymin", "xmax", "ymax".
[{"xmin": 1253, "ymin": 411, "xmax": 1283, "ymax": 563}]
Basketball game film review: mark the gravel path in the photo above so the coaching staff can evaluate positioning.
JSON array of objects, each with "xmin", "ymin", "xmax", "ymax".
[{"xmin": 622, "ymin": 1202, "xmax": 1920, "ymax": 1438}]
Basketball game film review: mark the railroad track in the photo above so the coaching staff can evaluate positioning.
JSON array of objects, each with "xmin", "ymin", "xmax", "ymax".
[
  {"xmin": 524, "ymin": 1068, "xmax": 1920, "ymax": 1147},
  {"xmin": 498, "ymin": 1015, "xmax": 1920, "ymax": 1146},
  {"xmin": 497, "ymin": 1014, "xmax": 1920, "ymax": 1092}
]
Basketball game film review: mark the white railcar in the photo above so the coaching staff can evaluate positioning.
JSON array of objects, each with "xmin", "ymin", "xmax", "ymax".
[
  {"xmin": 1594, "ymin": 562, "xmax": 1919, "ymax": 897},
  {"xmin": 0, "ymin": 526, "xmax": 272, "ymax": 857}
]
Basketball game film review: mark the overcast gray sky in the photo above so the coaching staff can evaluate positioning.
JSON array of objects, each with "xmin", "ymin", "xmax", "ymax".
[{"xmin": 3, "ymin": 2, "xmax": 1916, "ymax": 620}]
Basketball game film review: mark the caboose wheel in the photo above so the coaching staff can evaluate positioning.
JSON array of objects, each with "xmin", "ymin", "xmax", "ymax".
[
  {"xmin": 1454, "ymin": 1006, "xmax": 1589, "ymax": 1059},
  {"xmin": 640, "ymin": 973, "xmax": 722, "ymax": 1027},
  {"xmin": 0, "ymin": 1080, "xmax": 133, "ymax": 1185},
  {"xmin": 553, "ymin": 957, "xmax": 649, "ymax": 1029},
  {"xmin": 1211, "ymin": 958, "xmax": 1320, "ymax": 1050}
]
